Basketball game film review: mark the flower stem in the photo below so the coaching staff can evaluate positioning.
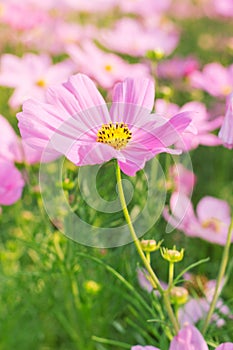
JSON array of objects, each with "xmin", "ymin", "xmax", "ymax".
[
  {"xmin": 115, "ymin": 163, "xmax": 179, "ymax": 334},
  {"xmin": 202, "ymin": 217, "xmax": 233, "ymax": 334},
  {"xmin": 168, "ymin": 262, "xmax": 174, "ymax": 290}
]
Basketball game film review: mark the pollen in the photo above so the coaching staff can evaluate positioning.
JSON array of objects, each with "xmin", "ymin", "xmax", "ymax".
[
  {"xmin": 202, "ymin": 218, "xmax": 221, "ymax": 233},
  {"xmin": 36, "ymin": 79, "xmax": 46, "ymax": 87},
  {"xmin": 96, "ymin": 122, "xmax": 132, "ymax": 150},
  {"xmin": 104, "ymin": 64, "xmax": 112, "ymax": 72}
]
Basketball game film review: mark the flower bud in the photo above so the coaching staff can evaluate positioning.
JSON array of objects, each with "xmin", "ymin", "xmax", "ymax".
[
  {"xmin": 140, "ymin": 239, "xmax": 163, "ymax": 253},
  {"xmin": 170, "ymin": 286, "xmax": 189, "ymax": 305},
  {"xmin": 146, "ymin": 49, "xmax": 164, "ymax": 61},
  {"xmin": 161, "ymin": 246, "xmax": 184, "ymax": 263}
]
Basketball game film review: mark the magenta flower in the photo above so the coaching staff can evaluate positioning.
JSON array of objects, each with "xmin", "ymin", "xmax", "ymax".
[
  {"xmin": 190, "ymin": 63, "xmax": 233, "ymax": 97},
  {"xmin": 0, "ymin": 53, "xmax": 74, "ymax": 108},
  {"xmin": 17, "ymin": 74, "xmax": 192, "ymax": 176},
  {"xmin": 100, "ymin": 18, "xmax": 179, "ymax": 57},
  {"xmin": 218, "ymin": 93, "xmax": 233, "ymax": 149},
  {"xmin": 66, "ymin": 41, "xmax": 150, "ymax": 89},
  {"xmin": 155, "ymin": 99, "xmax": 223, "ymax": 150},
  {"xmin": 164, "ymin": 193, "xmax": 233, "ymax": 245},
  {"xmin": 0, "ymin": 158, "xmax": 24, "ymax": 206},
  {"xmin": 169, "ymin": 324, "xmax": 208, "ymax": 350},
  {"xmin": 158, "ymin": 56, "xmax": 199, "ymax": 80}
]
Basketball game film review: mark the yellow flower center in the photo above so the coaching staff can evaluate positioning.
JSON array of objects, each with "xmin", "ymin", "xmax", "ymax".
[
  {"xmin": 36, "ymin": 79, "xmax": 46, "ymax": 87},
  {"xmin": 202, "ymin": 218, "xmax": 221, "ymax": 233},
  {"xmin": 96, "ymin": 122, "xmax": 132, "ymax": 150},
  {"xmin": 222, "ymin": 85, "xmax": 232, "ymax": 95},
  {"xmin": 104, "ymin": 64, "xmax": 112, "ymax": 72}
]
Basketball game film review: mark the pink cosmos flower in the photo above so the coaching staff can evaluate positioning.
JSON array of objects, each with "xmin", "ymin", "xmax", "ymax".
[
  {"xmin": 0, "ymin": 158, "xmax": 24, "ymax": 206},
  {"xmin": 218, "ymin": 93, "xmax": 233, "ymax": 149},
  {"xmin": 169, "ymin": 325, "xmax": 209, "ymax": 350},
  {"xmin": 0, "ymin": 1, "xmax": 49, "ymax": 31},
  {"xmin": 155, "ymin": 99, "xmax": 223, "ymax": 150},
  {"xmin": 168, "ymin": 164, "xmax": 196, "ymax": 196},
  {"xmin": 179, "ymin": 273, "xmax": 231, "ymax": 328},
  {"xmin": 118, "ymin": 0, "xmax": 171, "ymax": 17},
  {"xmin": 217, "ymin": 344, "xmax": 233, "ymax": 350},
  {"xmin": 99, "ymin": 18, "xmax": 179, "ymax": 57},
  {"xmin": 22, "ymin": 20, "xmax": 95, "ymax": 55},
  {"xmin": 17, "ymin": 74, "xmax": 192, "ymax": 176},
  {"xmin": 66, "ymin": 41, "xmax": 150, "ymax": 89},
  {"xmin": 190, "ymin": 63, "xmax": 233, "ymax": 97},
  {"xmin": 163, "ymin": 193, "xmax": 233, "ymax": 245},
  {"xmin": 212, "ymin": 0, "xmax": 233, "ymax": 17},
  {"xmin": 0, "ymin": 114, "xmax": 22, "ymax": 163},
  {"xmin": 0, "ymin": 53, "xmax": 74, "ymax": 108},
  {"xmin": 0, "ymin": 114, "xmax": 55, "ymax": 164},
  {"xmin": 157, "ymin": 56, "xmax": 199, "ymax": 80},
  {"xmin": 132, "ymin": 325, "xmax": 233, "ymax": 350},
  {"xmin": 60, "ymin": 0, "xmax": 117, "ymax": 12}
]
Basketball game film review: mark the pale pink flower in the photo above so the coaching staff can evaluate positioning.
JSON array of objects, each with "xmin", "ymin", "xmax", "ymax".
[
  {"xmin": 0, "ymin": 114, "xmax": 55, "ymax": 164},
  {"xmin": 158, "ymin": 56, "xmax": 199, "ymax": 79},
  {"xmin": 169, "ymin": 324, "xmax": 209, "ymax": 350},
  {"xmin": 0, "ymin": 114, "xmax": 22, "ymax": 163},
  {"xmin": 17, "ymin": 74, "xmax": 192, "ymax": 176},
  {"xmin": 99, "ymin": 18, "xmax": 179, "ymax": 57},
  {"xmin": 118, "ymin": 0, "xmax": 171, "ymax": 17},
  {"xmin": 179, "ymin": 273, "xmax": 231, "ymax": 327},
  {"xmin": 22, "ymin": 20, "xmax": 95, "ymax": 55},
  {"xmin": 0, "ymin": 158, "xmax": 24, "ymax": 205},
  {"xmin": 212, "ymin": 0, "xmax": 233, "ymax": 17},
  {"xmin": 218, "ymin": 93, "xmax": 233, "ymax": 149},
  {"xmin": 190, "ymin": 63, "xmax": 233, "ymax": 97},
  {"xmin": 216, "ymin": 344, "xmax": 233, "ymax": 350},
  {"xmin": 168, "ymin": 164, "xmax": 196, "ymax": 196},
  {"xmin": 0, "ymin": 1, "xmax": 49, "ymax": 31},
  {"xmin": 155, "ymin": 99, "xmax": 223, "ymax": 150},
  {"xmin": 66, "ymin": 41, "xmax": 150, "ymax": 89},
  {"xmin": 60, "ymin": 0, "xmax": 117, "ymax": 12},
  {"xmin": 164, "ymin": 193, "xmax": 233, "ymax": 245},
  {"xmin": 0, "ymin": 53, "xmax": 74, "ymax": 108}
]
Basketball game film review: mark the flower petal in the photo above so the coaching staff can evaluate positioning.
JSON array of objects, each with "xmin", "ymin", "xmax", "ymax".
[
  {"xmin": 169, "ymin": 325, "xmax": 208, "ymax": 350},
  {"xmin": 110, "ymin": 77, "xmax": 155, "ymax": 125}
]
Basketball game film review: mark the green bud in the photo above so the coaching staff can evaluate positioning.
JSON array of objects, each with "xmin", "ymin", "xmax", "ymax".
[
  {"xmin": 140, "ymin": 239, "xmax": 163, "ymax": 253},
  {"xmin": 160, "ymin": 246, "xmax": 184, "ymax": 263},
  {"xmin": 170, "ymin": 286, "xmax": 189, "ymax": 305}
]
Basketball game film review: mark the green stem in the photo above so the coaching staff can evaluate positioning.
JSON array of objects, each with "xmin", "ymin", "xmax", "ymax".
[
  {"xmin": 116, "ymin": 163, "xmax": 179, "ymax": 334},
  {"xmin": 202, "ymin": 217, "xmax": 233, "ymax": 334},
  {"xmin": 146, "ymin": 252, "xmax": 151, "ymax": 264},
  {"xmin": 168, "ymin": 262, "xmax": 174, "ymax": 290}
]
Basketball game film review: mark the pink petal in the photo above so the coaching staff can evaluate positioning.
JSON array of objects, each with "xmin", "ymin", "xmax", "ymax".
[
  {"xmin": 216, "ymin": 343, "xmax": 233, "ymax": 350},
  {"xmin": 0, "ymin": 159, "xmax": 24, "ymax": 205},
  {"xmin": 75, "ymin": 142, "xmax": 118, "ymax": 166},
  {"xmin": 169, "ymin": 325, "xmax": 208, "ymax": 350},
  {"xmin": 196, "ymin": 196, "xmax": 231, "ymax": 223},
  {"xmin": 110, "ymin": 77, "xmax": 155, "ymax": 125},
  {"xmin": 63, "ymin": 73, "xmax": 110, "ymax": 124}
]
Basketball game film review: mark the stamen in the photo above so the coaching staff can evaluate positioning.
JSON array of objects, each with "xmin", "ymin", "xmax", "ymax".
[
  {"xmin": 202, "ymin": 217, "xmax": 221, "ymax": 233},
  {"xmin": 36, "ymin": 79, "xmax": 46, "ymax": 87},
  {"xmin": 97, "ymin": 122, "xmax": 132, "ymax": 150}
]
